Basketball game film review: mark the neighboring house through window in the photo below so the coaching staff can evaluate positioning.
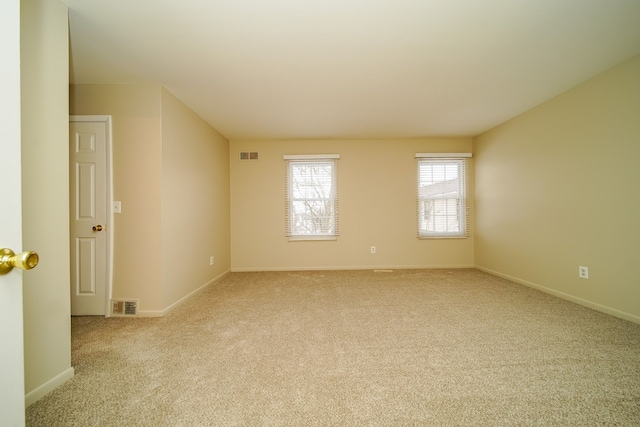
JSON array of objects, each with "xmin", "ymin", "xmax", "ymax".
[
  {"xmin": 284, "ymin": 154, "xmax": 339, "ymax": 240},
  {"xmin": 416, "ymin": 153, "xmax": 471, "ymax": 238}
]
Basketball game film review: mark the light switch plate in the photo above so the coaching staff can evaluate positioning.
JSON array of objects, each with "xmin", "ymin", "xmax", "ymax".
[{"xmin": 113, "ymin": 201, "xmax": 122, "ymax": 214}]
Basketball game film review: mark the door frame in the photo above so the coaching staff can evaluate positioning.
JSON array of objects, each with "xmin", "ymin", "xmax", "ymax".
[{"xmin": 70, "ymin": 115, "xmax": 114, "ymax": 316}]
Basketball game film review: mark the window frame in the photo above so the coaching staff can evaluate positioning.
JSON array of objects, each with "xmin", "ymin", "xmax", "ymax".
[
  {"xmin": 416, "ymin": 153, "xmax": 471, "ymax": 239},
  {"xmin": 284, "ymin": 154, "xmax": 339, "ymax": 241}
]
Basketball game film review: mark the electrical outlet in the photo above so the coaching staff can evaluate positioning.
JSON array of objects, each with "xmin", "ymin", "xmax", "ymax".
[
  {"xmin": 579, "ymin": 266, "xmax": 589, "ymax": 279},
  {"xmin": 210, "ymin": 256, "xmax": 214, "ymax": 266},
  {"xmin": 370, "ymin": 246, "xmax": 376, "ymax": 254}
]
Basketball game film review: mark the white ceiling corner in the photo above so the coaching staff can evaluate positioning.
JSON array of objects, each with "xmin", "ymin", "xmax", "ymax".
[{"xmin": 61, "ymin": 0, "xmax": 640, "ymax": 141}]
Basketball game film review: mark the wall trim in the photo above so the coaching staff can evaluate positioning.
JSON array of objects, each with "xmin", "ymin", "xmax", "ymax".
[
  {"xmin": 136, "ymin": 310, "xmax": 164, "ymax": 318},
  {"xmin": 133, "ymin": 270, "xmax": 231, "ymax": 318},
  {"xmin": 475, "ymin": 265, "xmax": 640, "ymax": 325},
  {"xmin": 231, "ymin": 264, "xmax": 475, "ymax": 272},
  {"xmin": 161, "ymin": 270, "xmax": 230, "ymax": 316},
  {"xmin": 25, "ymin": 367, "xmax": 74, "ymax": 407}
]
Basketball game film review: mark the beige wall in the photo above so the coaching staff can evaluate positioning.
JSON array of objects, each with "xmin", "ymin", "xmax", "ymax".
[
  {"xmin": 474, "ymin": 54, "xmax": 640, "ymax": 322},
  {"xmin": 70, "ymin": 84, "xmax": 231, "ymax": 314},
  {"xmin": 230, "ymin": 138, "xmax": 474, "ymax": 271},
  {"xmin": 21, "ymin": 0, "xmax": 73, "ymax": 403},
  {"xmin": 160, "ymin": 88, "xmax": 230, "ymax": 308},
  {"xmin": 70, "ymin": 84, "xmax": 164, "ymax": 312}
]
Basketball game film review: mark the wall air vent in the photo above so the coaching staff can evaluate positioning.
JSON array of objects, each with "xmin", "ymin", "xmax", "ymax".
[
  {"xmin": 239, "ymin": 151, "xmax": 259, "ymax": 161},
  {"xmin": 111, "ymin": 299, "xmax": 138, "ymax": 317}
]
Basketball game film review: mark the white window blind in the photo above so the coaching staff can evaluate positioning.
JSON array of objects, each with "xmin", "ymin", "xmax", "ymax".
[
  {"xmin": 416, "ymin": 154, "xmax": 470, "ymax": 238},
  {"xmin": 284, "ymin": 155, "xmax": 339, "ymax": 240}
]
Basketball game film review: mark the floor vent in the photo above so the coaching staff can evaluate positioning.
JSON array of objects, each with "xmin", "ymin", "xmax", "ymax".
[{"xmin": 111, "ymin": 299, "xmax": 139, "ymax": 317}]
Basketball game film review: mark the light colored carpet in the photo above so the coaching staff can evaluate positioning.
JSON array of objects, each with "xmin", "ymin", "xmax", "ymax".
[{"xmin": 26, "ymin": 269, "xmax": 640, "ymax": 426}]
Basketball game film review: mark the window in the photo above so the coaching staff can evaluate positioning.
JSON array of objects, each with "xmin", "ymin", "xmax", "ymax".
[
  {"xmin": 284, "ymin": 154, "xmax": 339, "ymax": 240},
  {"xmin": 416, "ymin": 153, "xmax": 470, "ymax": 238}
]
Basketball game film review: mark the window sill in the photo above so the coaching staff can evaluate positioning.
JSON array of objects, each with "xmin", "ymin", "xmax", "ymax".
[
  {"xmin": 288, "ymin": 236, "xmax": 338, "ymax": 242},
  {"xmin": 418, "ymin": 235, "xmax": 468, "ymax": 240}
]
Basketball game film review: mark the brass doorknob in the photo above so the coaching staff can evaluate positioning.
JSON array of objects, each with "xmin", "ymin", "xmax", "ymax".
[
  {"xmin": 0, "ymin": 248, "xmax": 39, "ymax": 275},
  {"xmin": 93, "ymin": 225, "xmax": 103, "ymax": 231}
]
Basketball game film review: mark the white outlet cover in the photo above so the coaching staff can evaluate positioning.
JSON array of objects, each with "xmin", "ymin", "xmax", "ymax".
[
  {"xmin": 113, "ymin": 201, "xmax": 122, "ymax": 214},
  {"xmin": 579, "ymin": 266, "xmax": 589, "ymax": 279}
]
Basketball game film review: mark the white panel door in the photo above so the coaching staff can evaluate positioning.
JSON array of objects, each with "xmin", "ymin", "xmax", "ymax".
[
  {"xmin": 0, "ymin": 0, "xmax": 26, "ymax": 424},
  {"xmin": 70, "ymin": 121, "xmax": 108, "ymax": 315}
]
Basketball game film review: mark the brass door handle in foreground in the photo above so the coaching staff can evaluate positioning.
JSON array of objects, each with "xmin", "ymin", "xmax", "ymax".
[
  {"xmin": 93, "ymin": 225, "xmax": 103, "ymax": 231},
  {"xmin": 0, "ymin": 248, "xmax": 39, "ymax": 275}
]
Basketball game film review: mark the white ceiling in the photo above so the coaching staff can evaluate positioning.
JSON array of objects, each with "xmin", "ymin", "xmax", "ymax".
[{"xmin": 61, "ymin": 0, "xmax": 640, "ymax": 141}]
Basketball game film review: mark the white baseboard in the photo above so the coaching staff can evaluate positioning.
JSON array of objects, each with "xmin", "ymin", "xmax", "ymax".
[
  {"xmin": 135, "ymin": 310, "xmax": 164, "ymax": 318},
  {"xmin": 126, "ymin": 270, "xmax": 231, "ymax": 318},
  {"xmin": 230, "ymin": 264, "xmax": 475, "ymax": 272},
  {"xmin": 25, "ymin": 366, "xmax": 74, "ymax": 407},
  {"xmin": 476, "ymin": 265, "xmax": 640, "ymax": 325},
  {"xmin": 160, "ymin": 270, "xmax": 230, "ymax": 316}
]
